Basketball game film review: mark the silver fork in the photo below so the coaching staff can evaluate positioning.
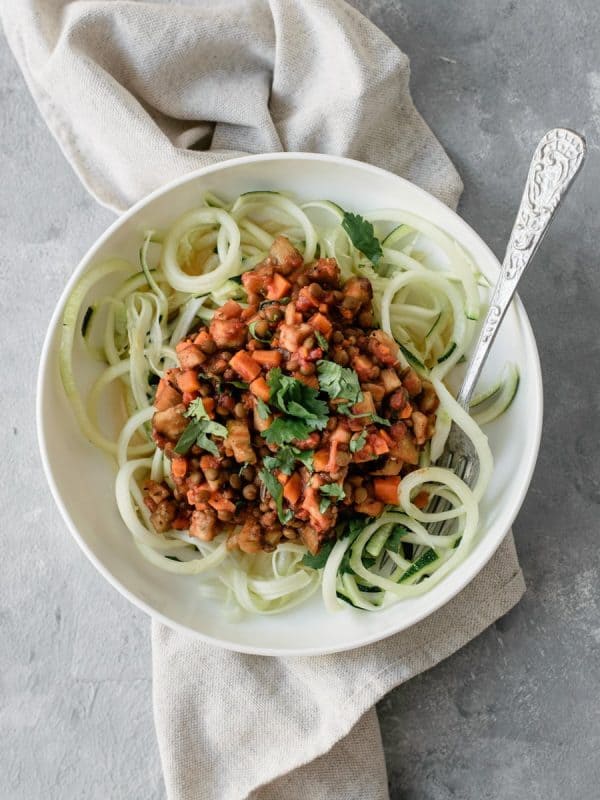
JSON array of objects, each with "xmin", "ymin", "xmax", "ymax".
[{"xmin": 427, "ymin": 128, "xmax": 586, "ymax": 535}]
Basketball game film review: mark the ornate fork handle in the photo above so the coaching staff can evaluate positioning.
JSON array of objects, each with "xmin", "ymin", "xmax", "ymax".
[{"xmin": 457, "ymin": 128, "xmax": 586, "ymax": 409}]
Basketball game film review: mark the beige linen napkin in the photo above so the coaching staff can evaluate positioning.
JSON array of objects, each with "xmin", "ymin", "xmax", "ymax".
[{"xmin": 2, "ymin": 1, "xmax": 525, "ymax": 797}]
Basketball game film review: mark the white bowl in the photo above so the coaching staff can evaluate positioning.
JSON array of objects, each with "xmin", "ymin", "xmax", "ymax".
[{"xmin": 37, "ymin": 153, "xmax": 543, "ymax": 656}]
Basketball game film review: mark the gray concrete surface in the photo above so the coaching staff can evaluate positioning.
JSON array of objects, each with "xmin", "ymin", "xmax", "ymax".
[{"xmin": 1, "ymin": 1, "xmax": 599, "ymax": 798}]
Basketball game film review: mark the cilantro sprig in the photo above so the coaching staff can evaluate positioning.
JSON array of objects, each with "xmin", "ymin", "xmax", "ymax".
[
  {"xmin": 267, "ymin": 368, "xmax": 329, "ymax": 427},
  {"xmin": 261, "ymin": 369, "xmax": 329, "ymax": 445},
  {"xmin": 258, "ymin": 468, "xmax": 293, "ymax": 525},
  {"xmin": 349, "ymin": 430, "xmax": 368, "ymax": 454},
  {"xmin": 317, "ymin": 360, "xmax": 363, "ymax": 415},
  {"xmin": 319, "ymin": 482, "xmax": 346, "ymax": 513},
  {"xmin": 342, "ymin": 212, "xmax": 383, "ymax": 266},
  {"xmin": 174, "ymin": 398, "xmax": 228, "ymax": 457},
  {"xmin": 263, "ymin": 446, "xmax": 314, "ymax": 475}
]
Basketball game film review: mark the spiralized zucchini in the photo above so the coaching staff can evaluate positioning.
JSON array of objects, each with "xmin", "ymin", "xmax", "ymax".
[{"xmin": 60, "ymin": 191, "xmax": 518, "ymax": 615}]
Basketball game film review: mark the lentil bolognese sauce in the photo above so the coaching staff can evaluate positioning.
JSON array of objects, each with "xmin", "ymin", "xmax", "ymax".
[
  {"xmin": 146, "ymin": 236, "xmax": 438, "ymax": 556},
  {"xmin": 60, "ymin": 191, "xmax": 512, "ymax": 614}
]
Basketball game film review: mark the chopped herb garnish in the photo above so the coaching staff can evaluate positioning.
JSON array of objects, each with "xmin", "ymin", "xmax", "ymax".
[
  {"xmin": 174, "ymin": 399, "xmax": 228, "ymax": 456},
  {"xmin": 342, "ymin": 212, "xmax": 383, "ymax": 266},
  {"xmin": 263, "ymin": 446, "xmax": 314, "ymax": 475},
  {"xmin": 256, "ymin": 397, "xmax": 271, "ymax": 420},
  {"xmin": 315, "ymin": 331, "xmax": 329, "ymax": 352},
  {"xmin": 349, "ymin": 430, "xmax": 368, "ymax": 453},
  {"xmin": 262, "ymin": 417, "xmax": 312, "ymax": 446},
  {"xmin": 319, "ymin": 482, "xmax": 346, "ymax": 513},
  {"xmin": 226, "ymin": 380, "xmax": 249, "ymax": 390},
  {"xmin": 317, "ymin": 360, "xmax": 362, "ymax": 407},
  {"xmin": 267, "ymin": 368, "xmax": 329, "ymax": 429},
  {"xmin": 258, "ymin": 468, "xmax": 293, "ymax": 525},
  {"xmin": 370, "ymin": 413, "xmax": 391, "ymax": 427}
]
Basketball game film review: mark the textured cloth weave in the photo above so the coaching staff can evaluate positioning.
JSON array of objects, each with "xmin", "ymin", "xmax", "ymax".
[{"xmin": 1, "ymin": 1, "xmax": 525, "ymax": 798}]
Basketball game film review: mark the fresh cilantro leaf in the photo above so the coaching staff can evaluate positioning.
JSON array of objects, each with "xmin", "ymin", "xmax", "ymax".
[
  {"xmin": 264, "ymin": 446, "xmax": 314, "ymax": 475},
  {"xmin": 174, "ymin": 422, "xmax": 203, "ymax": 455},
  {"xmin": 319, "ymin": 482, "xmax": 345, "ymax": 513},
  {"xmin": 342, "ymin": 212, "xmax": 383, "ymax": 266},
  {"xmin": 195, "ymin": 430, "xmax": 219, "ymax": 457},
  {"xmin": 301, "ymin": 539, "xmax": 335, "ymax": 569},
  {"xmin": 262, "ymin": 417, "xmax": 312, "ymax": 446},
  {"xmin": 175, "ymin": 404, "xmax": 228, "ymax": 456},
  {"xmin": 315, "ymin": 331, "xmax": 329, "ymax": 352},
  {"xmin": 294, "ymin": 448, "xmax": 315, "ymax": 472},
  {"xmin": 349, "ymin": 430, "xmax": 368, "ymax": 454},
  {"xmin": 226, "ymin": 380, "xmax": 249, "ymax": 390},
  {"xmin": 185, "ymin": 398, "xmax": 209, "ymax": 421},
  {"xmin": 258, "ymin": 468, "xmax": 293, "ymax": 525},
  {"xmin": 320, "ymin": 483, "xmax": 346, "ymax": 500},
  {"xmin": 267, "ymin": 368, "xmax": 329, "ymax": 429},
  {"xmin": 319, "ymin": 497, "xmax": 330, "ymax": 513},
  {"xmin": 256, "ymin": 397, "xmax": 271, "ymax": 420},
  {"xmin": 371, "ymin": 413, "xmax": 391, "ymax": 427},
  {"xmin": 317, "ymin": 361, "xmax": 362, "ymax": 407}
]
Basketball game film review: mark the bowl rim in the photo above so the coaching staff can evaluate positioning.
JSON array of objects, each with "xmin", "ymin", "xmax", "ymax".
[{"xmin": 36, "ymin": 151, "xmax": 543, "ymax": 656}]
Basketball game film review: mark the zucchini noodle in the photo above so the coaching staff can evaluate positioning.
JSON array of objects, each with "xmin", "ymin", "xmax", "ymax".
[{"xmin": 60, "ymin": 190, "xmax": 518, "ymax": 616}]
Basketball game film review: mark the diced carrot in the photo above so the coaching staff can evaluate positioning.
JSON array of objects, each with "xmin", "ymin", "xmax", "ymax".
[
  {"xmin": 177, "ymin": 369, "xmax": 201, "ymax": 394},
  {"xmin": 308, "ymin": 312, "xmax": 333, "ymax": 337},
  {"xmin": 266, "ymin": 272, "xmax": 292, "ymax": 300},
  {"xmin": 378, "ymin": 429, "xmax": 394, "ymax": 447},
  {"xmin": 354, "ymin": 499, "xmax": 385, "ymax": 517},
  {"xmin": 283, "ymin": 472, "xmax": 303, "ymax": 505},
  {"xmin": 208, "ymin": 494, "xmax": 236, "ymax": 513},
  {"xmin": 171, "ymin": 457, "xmax": 187, "ymax": 479},
  {"xmin": 293, "ymin": 372, "xmax": 319, "ymax": 390},
  {"xmin": 200, "ymin": 455, "xmax": 220, "ymax": 471},
  {"xmin": 399, "ymin": 402, "xmax": 413, "ymax": 419},
  {"xmin": 229, "ymin": 350, "xmax": 261, "ymax": 382},
  {"xmin": 313, "ymin": 449, "xmax": 330, "ymax": 472},
  {"xmin": 413, "ymin": 490, "xmax": 430, "ymax": 509},
  {"xmin": 202, "ymin": 397, "xmax": 215, "ymax": 416},
  {"xmin": 249, "ymin": 376, "xmax": 270, "ymax": 402},
  {"xmin": 251, "ymin": 350, "xmax": 282, "ymax": 368},
  {"xmin": 373, "ymin": 476, "xmax": 401, "ymax": 505}
]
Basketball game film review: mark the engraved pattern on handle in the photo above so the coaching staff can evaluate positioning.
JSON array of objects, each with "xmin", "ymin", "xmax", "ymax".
[{"xmin": 457, "ymin": 128, "xmax": 586, "ymax": 408}]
